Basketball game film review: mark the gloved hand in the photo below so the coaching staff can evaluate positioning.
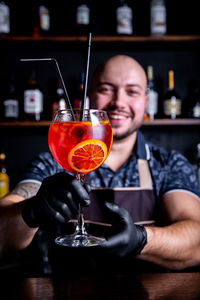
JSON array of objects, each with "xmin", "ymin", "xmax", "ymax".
[
  {"xmin": 22, "ymin": 173, "xmax": 91, "ymax": 228},
  {"xmin": 100, "ymin": 202, "xmax": 147, "ymax": 257}
]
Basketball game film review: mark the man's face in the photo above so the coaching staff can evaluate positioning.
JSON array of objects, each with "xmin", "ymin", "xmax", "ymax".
[{"xmin": 90, "ymin": 57, "xmax": 148, "ymax": 141}]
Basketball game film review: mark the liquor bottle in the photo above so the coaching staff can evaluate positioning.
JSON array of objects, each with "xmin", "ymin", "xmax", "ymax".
[
  {"xmin": 116, "ymin": 0, "xmax": 133, "ymax": 35},
  {"xmin": 2, "ymin": 75, "xmax": 19, "ymax": 121},
  {"xmin": 32, "ymin": 1, "xmax": 50, "ymax": 37},
  {"xmin": 51, "ymin": 80, "xmax": 67, "ymax": 118},
  {"xmin": 150, "ymin": 0, "xmax": 166, "ymax": 36},
  {"xmin": 76, "ymin": 1, "xmax": 90, "ymax": 35},
  {"xmin": 73, "ymin": 73, "xmax": 89, "ymax": 109},
  {"xmin": 23, "ymin": 68, "xmax": 43, "ymax": 121},
  {"xmin": 163, "ymin": 70, "xmax": 182, "ymax": 119},
  {"xmin": 0, "ymin": 150, "xmax": 9, "ymax": 199},
  {"xmin": 0, "ymin": 1, "xmax": 10, "ymax": 35},
  {"xmin": 187, "ymin": 80, "xmax": 200, "ymax": 119},
  {"xmin": 146, "ymin": 66, "xmax": 158, "ymax": 120},
  {"xmin": 74, "ymin": 73, "xmax": 84, "ymax": 109}
]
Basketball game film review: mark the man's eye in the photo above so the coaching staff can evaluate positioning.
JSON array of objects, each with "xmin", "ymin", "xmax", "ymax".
[
  {"xmin": 98, "ymin": 87, "xmax": 113, "ymax": 94},
  {"xmin": 127, "ymin": 90, "xmax": 138, "ymax": 96}
]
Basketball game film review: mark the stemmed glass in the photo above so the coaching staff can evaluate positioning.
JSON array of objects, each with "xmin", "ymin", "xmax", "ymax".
[{"xmin": 48, "ymin": 108, "xmax": 113, "ymax": 247}]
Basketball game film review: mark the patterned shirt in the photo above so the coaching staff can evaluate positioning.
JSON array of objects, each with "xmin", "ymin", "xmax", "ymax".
[{"xmin": 20, "ymin": 131, "xmax": 200, "ymax": 203}]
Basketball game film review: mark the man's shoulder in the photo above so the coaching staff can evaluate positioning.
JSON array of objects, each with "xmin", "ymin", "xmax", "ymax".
[
  {"xmin": 147, "ymin": 142, "xmax": 186, "ymax": 164},
  {"xmin": 146, "ymin": 142, "xmax": 199, "ymax": 198},
  {"xmin": 27, "ymin": 151, "xmax": 57, "ymax": 169},
  {"xmin": 21, "ymin": 151, "xmax": 64, "ymax": 183},
  {"xmin": 137, "ymin": 131, "xmax": 180, "ymax": 163},
  {"xmin": 146, "ymin": 142, "xmax": 195, "ymax": 177},
  {"xmin": 35, "ymin": 151, "xmax": 55, "ymax": 163}
]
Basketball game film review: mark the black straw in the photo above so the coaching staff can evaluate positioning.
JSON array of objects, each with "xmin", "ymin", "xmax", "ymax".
[
  {"xmin": 81, "ymin": 32, "xmax": 92, "ymax": 120},
  {"xmin": 20, "ymin": 57, "xmax": 74, "ymax": 118}
]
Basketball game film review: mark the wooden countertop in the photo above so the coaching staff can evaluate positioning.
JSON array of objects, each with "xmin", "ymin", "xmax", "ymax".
[{"xmin": 1, "ymin": 272, "xmax": 200, "ymax": 299}]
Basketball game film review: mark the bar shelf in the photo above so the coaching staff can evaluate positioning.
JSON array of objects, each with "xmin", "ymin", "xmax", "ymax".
[{"xmin": 0, "ymin": 119, "xmax": 200, "ymax": 127}]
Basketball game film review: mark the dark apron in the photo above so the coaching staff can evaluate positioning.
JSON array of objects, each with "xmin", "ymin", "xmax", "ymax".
[
  {"xmin": 50, "ymin": 156, "xmax": 168, "ymax": 275},
  {"xmin": 55, "ymin": 157, "xmax": 163, "ymax": 275},
  {"xmin": 83, "ymin": 157, "xmax": 156, "ymax": 229}
]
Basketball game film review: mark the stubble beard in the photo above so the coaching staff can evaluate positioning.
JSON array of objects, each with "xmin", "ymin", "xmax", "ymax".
[
  {"xmin": 105, "ymin": 107, "xmax": 145, "ymax": 141},
  {"xmin": 112, "ymin": 121, "xmax": 142, "ymax": 141}
]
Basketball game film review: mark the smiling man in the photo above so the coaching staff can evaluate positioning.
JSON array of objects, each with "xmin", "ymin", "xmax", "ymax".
[
  {"xmin": 0, "ymin": 55, "xmax": 200, "ymax": 274},
  {"xmin": 91, "ymin": 55, "xmax": 147, "ymax": 140},
  {"xmin": 89, "ymin": 55, "xmax": 148, "ymax": 172},
  {"xmin": 87, "ymin": 55, "xmax": 200, "ymax": 270}
]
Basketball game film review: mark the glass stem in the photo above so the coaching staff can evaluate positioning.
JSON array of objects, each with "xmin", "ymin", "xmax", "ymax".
[{"xmin": 75, "ymin": 174, "xmax": 87, "ymax": 236}]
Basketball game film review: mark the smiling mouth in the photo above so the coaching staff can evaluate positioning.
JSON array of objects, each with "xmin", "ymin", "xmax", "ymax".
[
  {"xmin": 107, "ymin": 110, "xmax": 133, "ymax": 120},
  {"xmin": 109, "ymin": 114, "xmax": 127, "ymax": 120}
]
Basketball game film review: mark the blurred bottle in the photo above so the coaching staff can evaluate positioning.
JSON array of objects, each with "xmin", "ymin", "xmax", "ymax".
[
  {"xmin": 116, "ymin": 0, "xmax": 133, "ymax": 35},
  {"xmin": 146, "ymin": 66, "xmax": 158, "ymax": 120},
  {"xmin": 0, "ymin": 150, "xmax": 9, "ymax": 199},
  {"xmin": 150, "ymin": 0, "xmax": 166, "ymax": 36},
  {"xmin": 51, "ymin": 80, "xmax": 67, "ymax": 118},
  {"xmin": 23, "ymin": 68, "xmax": 43, "ymax": 121},
  {"xmin": 2, "ymin": 75, "xmax": 19, "ymax": 121},
  {"xmin": 76, "ymin": 1, "xmax": 90, "ymax": 35},
  {"xmin": 187, "ymin": 80, "xmax": 200, "ymax": 119},
  {"xmin": 163, "ymin": 70, "xmax": 182, "ymax": 119},
  {"xmin": 73, "ymin": 73, "xmax": 89, "ymax": 109},
  {"xmin": 0, "ymin": 1, "xmax": 10, "ymax": 35},
  {"xmin": 32, "ymin": 1, "xmax": 50, "ymax": 37},
  {"xmin": 74, "ymin": 73, "xmax": 84, "ymax": 109}
]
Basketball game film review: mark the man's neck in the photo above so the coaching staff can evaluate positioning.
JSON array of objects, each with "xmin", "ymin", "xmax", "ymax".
[{"xmin": 105, "ymin": 132, "xmax": 137, "ymax": 171}]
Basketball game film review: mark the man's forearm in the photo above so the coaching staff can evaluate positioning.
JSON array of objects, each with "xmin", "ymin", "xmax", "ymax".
[
  {"xmin": 139, "ymin": 220, "xmax": 200, "ymax": 270},
  {"xmin": 0, "ymin": 196, "xmax": 38, "ymax": 252}
]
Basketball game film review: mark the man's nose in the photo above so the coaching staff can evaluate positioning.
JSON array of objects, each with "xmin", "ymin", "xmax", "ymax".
[{"xmin": 112, "ymin": 88, "xmax": 127, "ymax": 107}]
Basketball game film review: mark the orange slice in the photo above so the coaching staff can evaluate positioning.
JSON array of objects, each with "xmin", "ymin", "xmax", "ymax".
[{"xmin": 68, "ymin": 139, "xmax": 107, "ymax": 174}]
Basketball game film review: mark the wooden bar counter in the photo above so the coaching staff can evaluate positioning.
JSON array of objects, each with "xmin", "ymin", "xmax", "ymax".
[{"xmin": 1, "ymin": 272, "xmax": 200, "ymax": 300}]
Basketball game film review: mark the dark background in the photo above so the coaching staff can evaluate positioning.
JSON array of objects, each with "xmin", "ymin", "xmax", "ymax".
[{"xmin": 0, "ymin": 0, "xmax": 200, "ymax": 188}]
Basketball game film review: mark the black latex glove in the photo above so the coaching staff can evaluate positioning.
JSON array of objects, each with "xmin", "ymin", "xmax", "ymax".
[
  {"xmin": 100, "ymin": 202, "xmax": 147, "ymax": 257},
  {"xmin": 22, "ymin": 173, "xmax": 91, "ymax": 228}
]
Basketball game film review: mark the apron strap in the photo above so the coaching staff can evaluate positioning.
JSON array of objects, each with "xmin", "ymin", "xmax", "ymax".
[{"xmin": 138, "ymin": 158, "xmax": 152, "ymax": 189}]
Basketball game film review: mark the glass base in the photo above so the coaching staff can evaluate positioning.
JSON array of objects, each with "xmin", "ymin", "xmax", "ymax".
[{"xmin": 55, "ymin": 234, "xmax": 105, "ymax": 247}]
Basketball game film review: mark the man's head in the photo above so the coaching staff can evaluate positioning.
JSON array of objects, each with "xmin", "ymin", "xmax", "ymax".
[{"xmin": 89, "ymin": 55, "xmax": 148, "ymax": 141}]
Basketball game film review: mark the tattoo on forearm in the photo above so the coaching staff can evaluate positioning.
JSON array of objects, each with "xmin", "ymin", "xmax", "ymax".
[{"xmin": 9, "ymin": 182, "xmax": 41, "ymax": 199}]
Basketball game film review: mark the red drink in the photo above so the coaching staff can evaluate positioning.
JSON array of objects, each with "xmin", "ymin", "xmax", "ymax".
[
  {"xmin": 48, "ymin": 109, "xmax": 112, "ymax": 247},
  {"xmin": 48, "ymin": 120, "xmax": 113, "ymax": 174}
]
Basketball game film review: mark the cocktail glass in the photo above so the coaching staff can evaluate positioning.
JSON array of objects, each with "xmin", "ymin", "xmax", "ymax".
[{"xmin": 48, "ymin": 108, "xmax": 113, "ymax": 247}]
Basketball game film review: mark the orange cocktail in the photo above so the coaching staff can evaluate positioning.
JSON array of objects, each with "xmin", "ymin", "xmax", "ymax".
[
  {"xmin": 48, "ymin": 120, "xmax": 113, "ymax": 175},
  {"xmin": 48, "ymin": 109, "xmax": 113, "ymax": 247}
]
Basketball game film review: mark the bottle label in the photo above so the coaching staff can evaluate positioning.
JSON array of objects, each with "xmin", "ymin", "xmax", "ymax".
[
  {"xmin": 4, "ymin": 99, "xmax": 19, "ymax": 118},
  {"xmin": 192, "ymin": 104, "xmax": 200, "ymax": 118},
  {"xmin": 24, "ymin": 89, "xmax": 43, "ymax": 114},
  {"xmin": 116, "ymin": 5, "xmax": 133, "ymax": 35},
  {"xmin": 151, "ymin": 5, "xmax": 166, "ymax": 35},
  {"xmin": 146, "ymin": 90, "xmax": 158, "ymax": 119},
  {"xmin": 39, "ymin": 6, "xmax": 50, "ymax": 31},
  {"xmin": 164, "ymin": 98, "xmax": 182, "ymax": 117},
  {"xmin": 0, "ymin": 173, "xmax": 9, "ymax": 199},
  {"xmin": 76, "ymin": 5, "xmax": 90, "ymax": 25},
  {"xmin": 0, "ymin": 2, "xmax": 10, "ymax": 34}
]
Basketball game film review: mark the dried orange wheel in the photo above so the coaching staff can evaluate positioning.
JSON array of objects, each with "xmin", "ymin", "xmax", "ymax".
[{"xmin": 68, "ymin": 139, "xmax": 107, "ymax": 174}]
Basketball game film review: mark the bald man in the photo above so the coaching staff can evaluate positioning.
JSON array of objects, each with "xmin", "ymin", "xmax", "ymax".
[{"xmin": 0, "ymin": 55, "xmax": 200, "ymax": 273}]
